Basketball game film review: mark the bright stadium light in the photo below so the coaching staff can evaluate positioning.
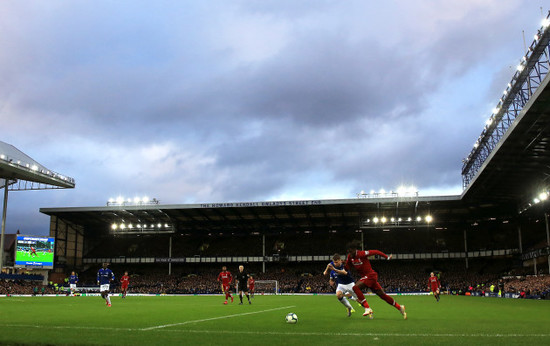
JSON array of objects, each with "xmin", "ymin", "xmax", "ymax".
[
  {"xmin": 373, "ymin": 217, "xmax": 379, "ymax": 224},
  {"xmin": 390, "ymin": 217, "xmax": 395, "ymax": 222},
  {"xmin": 116, "ymin": 196, "xmax": 124, "ymax": 204},
  {"xmin": 539, "ymin": 192, "xmax": 549, "ymax": 201},
  {"xmin": 111, "ymin": 223, "xmax": 117, "ymax": 230},
  {"xmin": 416, "ymin": 216, "xmax": 422, "ymax": 222},
  {"xmin": 542, "ymin": 18, "xmax": 550, "ymax": 28},
  {"xmin": 517, "ymin": 64, "xmax": 525, "ymax": 72},
  {"xmin": 120, "ymin": 223, "xmax": 126, "ymax": 229},
  {"xmin": 128, "ymin": 223, "xmax": 133, "ymax": 229},
  {"xmin": 133, "ymin": 197, "xmax": 141, "ymax": 204},
  {"xmin": 425, "ymin": 215, "xmax": 433, "ymax": 223},
  {"xmin": 381, "ymin": 217, "xmax": 387, "ymax": 223}
]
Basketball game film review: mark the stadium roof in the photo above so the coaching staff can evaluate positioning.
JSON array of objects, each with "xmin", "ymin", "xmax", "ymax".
[
  {"xmin": 0, "ymin": 141, "xmax": 75, "ymax": 190},
  {"xmin": 40, "ymin": 195, "xmax": 518, "ymax": 236},
  {"xmin": 461, "ymin": 69, "xmax": 550, "ymax": 205}
]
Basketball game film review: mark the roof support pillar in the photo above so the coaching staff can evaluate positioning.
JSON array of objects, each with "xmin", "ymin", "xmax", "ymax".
[{"xmin": 0, "ymin": 185, "xmax": 9, "ymax": 271}]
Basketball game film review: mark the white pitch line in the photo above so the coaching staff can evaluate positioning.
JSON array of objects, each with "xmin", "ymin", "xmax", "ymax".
[{"xmin": 140, "ymin": 305, "xmax": 296, "ymax": 331}]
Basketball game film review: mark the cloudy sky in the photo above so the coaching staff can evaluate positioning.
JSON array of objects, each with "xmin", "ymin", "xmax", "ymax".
[{"xmin": 0, "ymin": 1, "xmax": 547, "ymax": 235}]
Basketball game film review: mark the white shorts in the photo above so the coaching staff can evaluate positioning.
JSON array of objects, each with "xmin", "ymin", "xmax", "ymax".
[
  {"xmin": 336, "ymin": 282, "xmax": 356, "ymax": 297},
  {"xmin": 100, "ymin": 284, "xmax": 110, "ymax": 292},
  {"xmin": 70, "ymin": 284, "xmax": 77, "ymax": 290}
]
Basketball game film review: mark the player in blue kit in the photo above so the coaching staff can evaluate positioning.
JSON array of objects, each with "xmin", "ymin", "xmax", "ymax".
[
  {"xmin": 323, "ymin": 253, "xmax": 362, "ymax": 317},
  {"xmin": 68, "ymin": 271, "xmax": 78, "ymax": 296},
  {"xmin": 97, "ymin": 263, "xmax": 115, "ymax": 307}
]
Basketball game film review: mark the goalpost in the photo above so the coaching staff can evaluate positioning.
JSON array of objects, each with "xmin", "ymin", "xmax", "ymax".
[{"xmin": 237, "ymin": 280, "xmax": 279, "ymax": 295}]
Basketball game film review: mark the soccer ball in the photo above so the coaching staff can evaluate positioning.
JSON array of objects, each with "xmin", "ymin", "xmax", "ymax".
[{"xmin": 285, "ymin": 313, "xmax": 298, "ymax": 324}]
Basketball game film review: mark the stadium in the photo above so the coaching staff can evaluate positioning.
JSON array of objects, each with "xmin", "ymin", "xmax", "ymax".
[{"xmin": 1, "ymin": 7, "xmax": 550, "ymax": 346}]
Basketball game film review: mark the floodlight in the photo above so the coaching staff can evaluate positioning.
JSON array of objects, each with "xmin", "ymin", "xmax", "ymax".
[
  {"xmin": 116, "ymin": 196, "xmax": 124, "ymax": 204},
  {"xmin": 398, "ymin": 218, "xmax": 402, "ymax": 222},
  {"xmin": 534, "ymin": 198, "xmax": 540, "ymax": 204},
  {"xmin": 111, "ymin": 224, "xmax": 117, "ymax": 230},
  {"xmin": 426, "ymin": 215, "xmax": 433, "ymax": 223},
  {"xmin": 137, "ymin": 224, "xmax": 142, "ymax": 228},
  {"xmin": 390, "ymin": 217, "xmax": 395, "ymax": 222},
  {"xmin": 157, "ymin": 223, "xmax": 162, "ymax": 228},
  {"xmin": 416, "ymin": 216, "xmax": 422, "ymax": 222},
  {"xmin": 120, "ymin": 224, "xmax": 126, "ymax": 229},
  {"xmin": 517, "ymin": 64, "xmax": 525, "ymax": 72},
  {"xmin": 370, "ymin": 190, "xmax": 375, "ymax": 194},
  {"xmin": 539, "ymin": 192, "xmax": 548, "ymax": 201},
  {"xmin": 534, "ymin": 34, "xmax": 540, "ymax": 40},
  {"xmin": 381, "ymin": 217, "xmax": 387, "ymax": 223},
  {"xmin": 0, "ymin": 154, "xmax": 4, "ymax": 159},
  {"xmin": 128, "ymin": 224, "xmax": 133, "ymax": 229},
  {"xmin": 133, "ymin": 197, "xmax": 140, "ymax": 203},
  {"xmin": 164, "ymin": 223, "xmax": 169, "ymax": 228},
  {"xmin": 407, "ymin": 217, "xmax": 412, "ymax": 222},
  {"xmin": 543, "ymin": 18, "xmax": 550, "ymax": 28},
  {"xmin": 379, "ymin": 189, "xmax": 385, "ymax": 194},
  {"xmin": 108, "ymin": 198, "xmax": 114, "ymax": 203},
  {"xmin": 373, "ymin": 217, "xmax": 379, "ymax": 224}
]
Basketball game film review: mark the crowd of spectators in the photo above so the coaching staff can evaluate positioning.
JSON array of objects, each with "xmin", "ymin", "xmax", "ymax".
[
  {"xmin": 2, "ymin": 259, "xmax": 548, "ymax": 299},
  {"xmin": 503, "ymin": 275, "xmax": 550, "ymax": 299}
]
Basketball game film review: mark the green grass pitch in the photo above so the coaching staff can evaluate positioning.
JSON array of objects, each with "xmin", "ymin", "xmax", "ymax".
[
  {"xmin": 15, "ymin": 249, "xmax": 54, "ymax": 264},
  {"xmin": 0, "ymin": 294, "xmax": 548, "ymax": 345}
]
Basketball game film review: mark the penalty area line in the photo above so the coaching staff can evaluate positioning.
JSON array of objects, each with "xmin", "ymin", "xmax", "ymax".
[{"xmin": 140, "ymin": 305, "xmax": 296, "ymax": 331}]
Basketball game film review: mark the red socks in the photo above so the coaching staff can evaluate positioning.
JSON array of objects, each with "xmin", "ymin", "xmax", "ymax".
[{"xmin": 352, "ymin": 285, "xmax": 370, "ymax": 308}]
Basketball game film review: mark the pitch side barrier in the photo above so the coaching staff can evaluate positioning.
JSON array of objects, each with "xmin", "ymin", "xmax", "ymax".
[
  {"xmin": 1, "ymin": 292, "xmax": 432, "ymax": 298},
  {"xmin": 3, "ymin": 292, "xmax": 543, "ymax": 298}
]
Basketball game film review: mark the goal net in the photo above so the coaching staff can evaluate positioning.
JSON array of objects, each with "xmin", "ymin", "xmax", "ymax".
[{"xmin": 238, "ymin": 280, "xmax": 278, "ymax": 295}]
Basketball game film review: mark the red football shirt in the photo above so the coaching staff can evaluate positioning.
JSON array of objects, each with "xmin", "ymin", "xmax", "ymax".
[
  {"xmin": 248, "ymin": 277, "xmax": 255, "ymax": 289},
  {"xmin": 121, "ymin": 275, "xmax": 130, "ymax": 287},
  {"xmin": 217, "ymin": 271, "xmax": 233, "ymax": 285},
  {"xmin": 429, "ymin": 276, "xmax": 440, "ymax": 290},
  {"xmin": 345, "ymin": 250, "xmax": 388, "ymax": 277}
]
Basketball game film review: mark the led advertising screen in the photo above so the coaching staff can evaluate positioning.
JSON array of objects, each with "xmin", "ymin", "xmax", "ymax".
[{"xmin": 14, "ymin": 235, "xmax": 55, "ymax": 269}]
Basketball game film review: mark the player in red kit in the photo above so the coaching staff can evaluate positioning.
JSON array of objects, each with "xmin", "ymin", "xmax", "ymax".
[
  {"xmin": 120, "ymin": 271, "xmax": 130, "ymax": 299},
  {"xmin": 342, "ymin": 240, "xmax": 407, "ymax": 319},
  {"xmin": 248, "ymin": 275, "xmax": 255, "ymax": 298},
  {"xmin": 429, "ymin": 272, "xmax": 441, "ymax": 301},
  {"xmin": 217, "ymin": 266, "xmax": 234, "ymax": 304}
]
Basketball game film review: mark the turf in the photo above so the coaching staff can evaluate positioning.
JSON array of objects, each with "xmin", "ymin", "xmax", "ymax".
[{"xmin": 0, "ymin": 294, "xmax": 548, "ymax": 345}]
